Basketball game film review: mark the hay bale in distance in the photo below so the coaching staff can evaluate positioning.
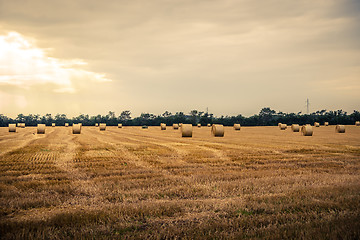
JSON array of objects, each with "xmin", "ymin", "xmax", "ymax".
[
  {"xmin": 118, "ymin": 123, "xmax": 123, "ymax": 128},
  {"xmin": 207, "ymin": 123, "xmax": 211, "ymax": 127},
  {"xmin": 179, "ymin": 123, "xmax": 183, "ymax": 127},
  {"xmin": 52, "ymin": 123, "xmax": 55, "ymax": 127},
  {"xmin": 173, "ymin": 124, "xmax": 179, "ymax": 130},
  {"xmin": 142, "ymin": 125, "xmax": 148, "ymax": 129},
  {"xmin": 278, "ymin": 123, "xmax": 282, "ymax": 128},
  {"xmin": 37, "ymin": 124, "xmax": 45, "ymax": 134},
  {"xmin": 95, "ymin": 123, "xmax": 99, "ymax": 127},
  {"xmin": 355, "ymin": 121, "xmax": 360, "ymax": 126},
  {"xmin": 9, "ymin": 124, "xmax": 16, "ymax": 132},
  {"xmin": 72, "ymin": 124, "xmax": 81, "ymax": 134},
  {"xmin": 234, "ymin": 124, "xmax": 241, "ymax": 130},
  {"xmin": 325, "ymin": 122, "xmax": 329, "ymax": 126},
  {"xmin": 279, "ymin": 124, "xmax": 287, "ymax": 130},
  {"xmin": 291, "ymin": 124, "xmax": 300, "ymax": 132},
  {"xmin": 197, "ymin": 123, "xmax": 201, "ymax": 128},
  {"xmin": 17, "ymin": 123, "xmax": 21, "ymax": 127},
  {"xmin": 99, "ymin": 123, "xmax": 106, "ymax": 131},
  {"xmin": 161, "ymin": 123, "xmax": 166, "ymax": 130},
  {"xmin": 181, "ymin": 124, "xmax": 192, "ymax": 137},
  {"xmin": 314, "ymin": 122, "xmax": 320, "ymax": 127},
  {"xmin": 65, "ymin": 123, "xmax": 69, "ymax": 127},
  {"xmin": 301, "ymin": 124, "xmax": 313, "ymax": 136},
  {"xmin": 18, "ymin": 123, "xmax": 25, "ymax": 128},
  {"xmin": 335, "ymin": 125, "xmax": 345, "ymax": 133},
  {"xmin": 212, "ymin": 124, "xmax": 224, "ymax": 137}
]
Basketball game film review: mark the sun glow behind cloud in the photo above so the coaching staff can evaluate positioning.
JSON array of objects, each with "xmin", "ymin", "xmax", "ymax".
[{"xmin": 0, "ymin": 31, "xmax": 110, "ymax": 93}]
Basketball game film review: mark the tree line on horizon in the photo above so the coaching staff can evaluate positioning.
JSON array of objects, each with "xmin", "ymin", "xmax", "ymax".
[{"xmin": 0, "ymin": 108, "xmax": 359, "ymax": 127}]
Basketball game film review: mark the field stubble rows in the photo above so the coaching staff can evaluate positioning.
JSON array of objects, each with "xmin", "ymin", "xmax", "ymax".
[{"xmin": 0, "ymin": 126, "xmax": 359, "ymax": 239}]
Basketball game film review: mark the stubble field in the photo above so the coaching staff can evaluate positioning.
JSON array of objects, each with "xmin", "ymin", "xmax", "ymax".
[{"xmin": 0, "ymin": 125, "xmax": 360, "ymax": 239}]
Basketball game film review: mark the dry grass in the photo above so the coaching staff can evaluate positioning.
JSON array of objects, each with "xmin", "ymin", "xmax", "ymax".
[{"xmin": 0, "ymin": 125, "xmax": 360, "ymax": 239}]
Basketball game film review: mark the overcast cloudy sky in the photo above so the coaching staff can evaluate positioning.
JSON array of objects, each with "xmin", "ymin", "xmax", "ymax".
[{"xmin": 0, "ymin": 0, "xmax": 359, "ymax": 118}]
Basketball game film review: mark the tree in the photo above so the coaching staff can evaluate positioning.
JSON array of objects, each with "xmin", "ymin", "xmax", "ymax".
[{"xmin": 119, "ymin": 111, "xmax": 131, "ymax": 122}]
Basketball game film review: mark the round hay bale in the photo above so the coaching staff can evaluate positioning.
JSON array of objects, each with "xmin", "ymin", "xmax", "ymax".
[
  {"xmin": 65, "ymin": 123, "xmax": 69, "ymax": 127},
  {"xmin": 179, "ymin": 123, "xmax": 183, "ymax": 127},
  {"xmin": 181, "ymin": 124, "xmax": 192, "ymax": 137},
  {"xmin": 301, "ymin": 124, "xmax": 313, "ymax": 136},
  {"xmin": 52, "ymin": 123, "xmax": 55, "ymax": 127},
  {"xmin": 278, "ymin": 123, "xmax": 282, "ymax": 128},
  {"xmin": 161, "ymin": 123, "xmax": 166, "ymax": 130},
  {"xmin": 279, "ymin": 124, "xmax": 287, "ymax": 130},
  {"xmin": 291, "ymin": 124, "xmax": 300, "ymax": 132},
  {"xmin": 314, "ymin": 122, "xmax": 320, "ymax": 127},
  {"xmin": 335, "ymin": 125, "xmax": 345, "ymax": 133},
  {"xmin": 118, "ymin": 123, "xmax": 123, "ymax": 128},
  {"xmin": 234, "ymin": 124, "xmax": 241, "ymax": 130},
  {"xmin": 173, "ymin": 124, "xmax": 179, "ymax": 130},
  {"xmin": 207, "ymin": 123, "xmax": 211, "ymax": 127},
  {"xmin": 17, "ymin": 123, "xmax": 21, "ymax": 127},
  {"xmin": 37, "ymin": 124, "xmax": 45, "ymax": 134},
  {"xmin": 197, "ymin": 123, "xmax": 201, "ymax": 128},
  {"xmin": 9, "ymin": 124, "xmax": 16, "ymax": 132},
  {"xmin": 95, "ymin": 123, "xmax": 99, "ymax": 127},
  {"xmin": 99, "ymin": 123, "xmax": 106, "ymax": 131},
  {"xmin": 142, "ymin": 125, "xmax": 148, "ymax": 129},
  {"xmin": 72, "ymin": 124, "xmax": 81, "ymax": 134},
  {"xmin": 212, "ymin": 124, "xmax": 224, "ymax": 137},
  {"xmin": 21, "ymin": 123, "xmax": 25, "ymax": 128},
  {"xmin": 324, "ymin": 122, "xmax": 329, "ymax": 126},
  {"xmin": 355, "ymin": 121, "xmax": 360, "ymax": 126}
]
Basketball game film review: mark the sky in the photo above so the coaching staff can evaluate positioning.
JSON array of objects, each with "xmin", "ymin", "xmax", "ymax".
[{"xmin": 0, "ymin": 0, "xmax": 359, "ymax": 118}]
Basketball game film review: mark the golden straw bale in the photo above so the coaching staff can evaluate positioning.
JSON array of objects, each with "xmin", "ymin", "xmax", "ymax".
[
  {"xmin": 118, "ymin": 124, "xmax": 123, "ymax": 128},
  {"xmin": 52, "ymin": 123, "xmax": 55, "ymax": 127},
  {"xmin": 301, "ymin": 124, "xmax": 313, "ymax": 136},
  {"xmin": 335, "ymin": 125, "xmax": 345, "ymax": 133},
  {"xmin": 291, "ymin": 124, "xmax": 300, "ymax": 132},
  {"xmin": 325, "ymin": 122, "xmax": 329, "ymax": 126},
  {"xmin": 9, "ymin": 124, "xmax": 16, "ymax": 132},
  {"xmin": 173, "ymin": 124, "xmax": 179, "ymax": 129},
  {"xmin": 37, "ymin": 124, "xmax": 45, "ymax": 134},
  {"xmin": 234, "ymin": 124, "xmax": 241, "ymax": 130},
  {"xmin": 72, "ymin": 124, "xmax": 81, "ymax": 134},
  {"xmin": 355, "ymin": 121, "xmax": 360, "ymax": 126},
  {"xmin": 212, "ymin": 124, "xmax": 224, "ymax": 137},
  {"xmin": 99, "ymin": 123, "xmax": 106, "ymax": 131},
  {"xmin": 181, "ymin": 124, "xmax": 192, "ymax": 137},
  {"xmin": 279, "ymin": 124, "xmax": 287, "ymax": 130},
  {"xmin": 314, "ymin": 122, "xmax": 320, "ymax": 127},
  {"xmin": 161, "ymin": 123, "xmax": 166, "ymax": 130}
]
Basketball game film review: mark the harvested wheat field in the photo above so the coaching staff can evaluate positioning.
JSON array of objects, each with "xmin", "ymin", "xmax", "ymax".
[{"xmin": 0, "ymin": 126, "xmax": 360, "ymax": 239}]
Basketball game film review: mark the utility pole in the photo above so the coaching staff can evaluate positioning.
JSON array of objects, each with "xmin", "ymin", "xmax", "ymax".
[{"xmin": 306, "ymin": 98, "xmax": 310, "ymax": 114}]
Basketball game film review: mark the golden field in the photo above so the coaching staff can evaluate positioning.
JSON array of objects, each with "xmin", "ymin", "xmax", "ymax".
[{"xmin": 0, "ymin": 125, "xmax": 360, "ymax": 239}]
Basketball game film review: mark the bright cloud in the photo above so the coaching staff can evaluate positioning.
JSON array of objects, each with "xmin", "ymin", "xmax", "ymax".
[{"xmin": 0, "ymin": 31, "xmax": 110, "ymax": 93}]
